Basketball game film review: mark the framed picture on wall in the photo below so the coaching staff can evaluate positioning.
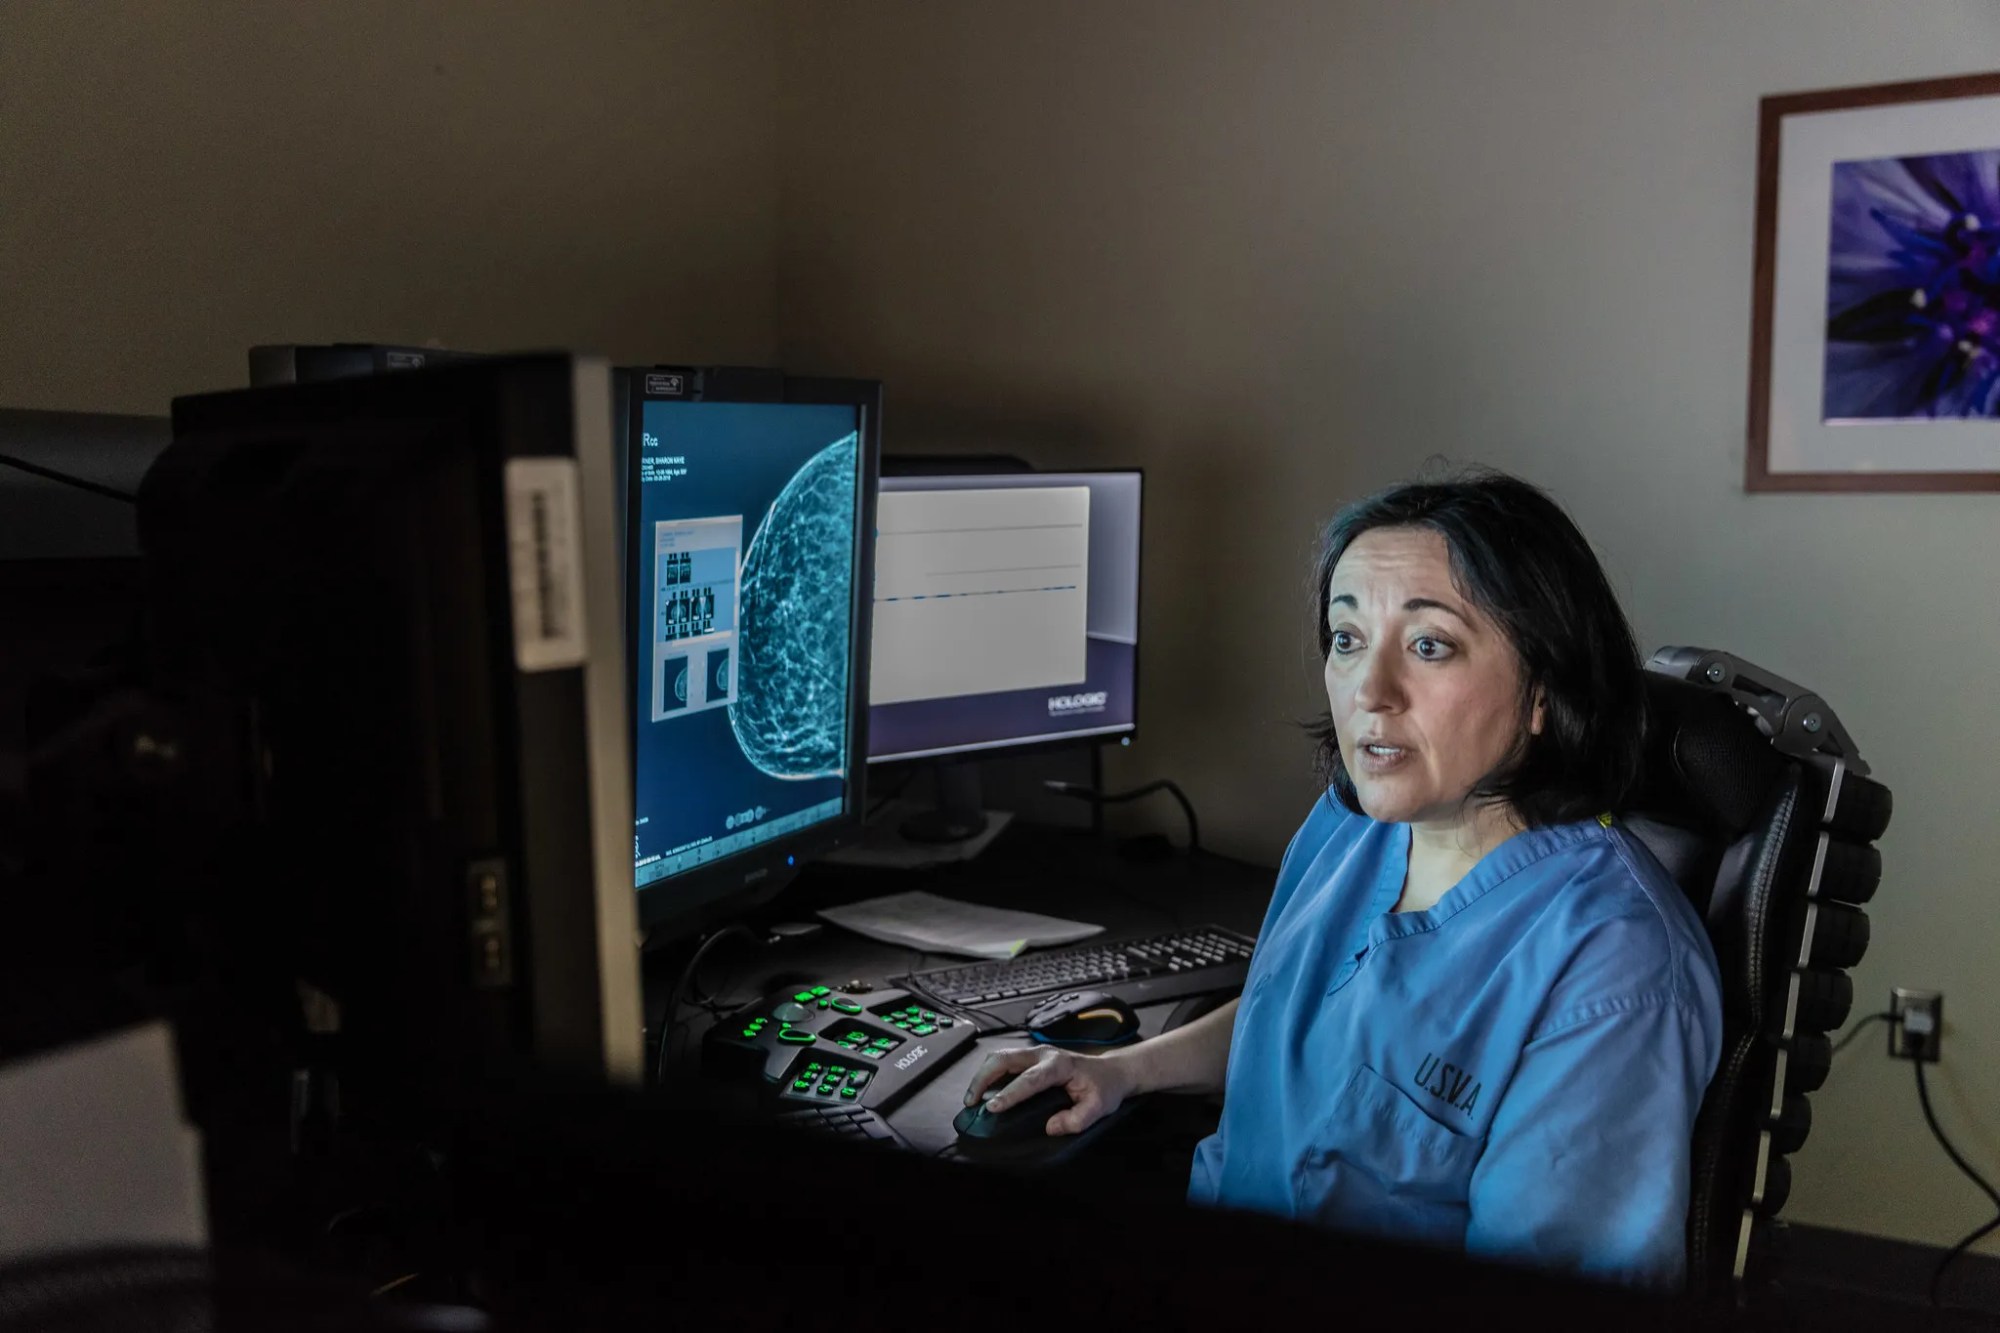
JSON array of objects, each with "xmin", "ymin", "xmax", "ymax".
[{"xmin": 1748, "ymin": 71, "xmax": 2000, "ymax": 492}]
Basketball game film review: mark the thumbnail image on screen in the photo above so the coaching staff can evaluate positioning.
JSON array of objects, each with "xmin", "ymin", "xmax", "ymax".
[
  {"xmin": 867, "ymin": 472, "xmax": 1140, "ymax": 762},
  {"xmin": 633, "ymin": 401, "xmax": 864, "ymax": 888}
]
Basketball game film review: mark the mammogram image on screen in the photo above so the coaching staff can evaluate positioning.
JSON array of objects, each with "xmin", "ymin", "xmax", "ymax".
[
  {"xmin": 728, "ymin": 432, "xmax": 859, "ymax": 780},
  {"xmin": 633, "ymin": 399, "xmax": 862, "ymax": 888}
]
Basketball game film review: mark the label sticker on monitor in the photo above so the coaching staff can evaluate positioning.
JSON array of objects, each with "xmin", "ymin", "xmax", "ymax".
[
  {"xmin": 503, "ymin": 457, "xmax": 589, "ymax": 673},
  {"xmin": 645, "ymin": 372, "xmax": 687, "ymax": 397}
]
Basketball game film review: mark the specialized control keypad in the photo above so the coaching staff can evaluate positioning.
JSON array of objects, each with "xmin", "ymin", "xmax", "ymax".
[{"xmin": 701, "ymin": 983, "xmax": 977, "ymax": 1115}]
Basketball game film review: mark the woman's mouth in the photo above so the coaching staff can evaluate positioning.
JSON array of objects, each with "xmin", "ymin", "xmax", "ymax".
[{"xmin": 1355, "ymin": 743, "xmax": 1411, "ymax": 772}]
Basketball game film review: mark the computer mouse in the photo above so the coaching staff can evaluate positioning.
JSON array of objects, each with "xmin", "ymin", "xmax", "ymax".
[
  {"xmin": 1025, "ymin": 990, "xmax": 1141, "ymax": 1047},
  {"xmin": 952, "ymin": 1084, "xmax": 1076, "ymax": 1144}
]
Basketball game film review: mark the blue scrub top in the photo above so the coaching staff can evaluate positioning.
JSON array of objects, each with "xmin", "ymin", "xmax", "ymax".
[{"xmin": 1188, "ymin": 794, "xmax": 1722, "ymax": 1290}]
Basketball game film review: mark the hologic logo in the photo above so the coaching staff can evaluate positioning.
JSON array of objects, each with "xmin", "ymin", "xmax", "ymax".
[
  {"xmin": 1047, "ymin": 691, "xmax": 1108, "ymax": 715},
  {"xmin": 894, "ymin": 1045, "xmax": 929, "ymax": 1071}
]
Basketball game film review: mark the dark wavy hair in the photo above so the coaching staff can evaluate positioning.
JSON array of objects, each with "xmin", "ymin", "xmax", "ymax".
[{"xmin": 1308, "ymin": 464, "xmax": 1646, "ymax": 828}]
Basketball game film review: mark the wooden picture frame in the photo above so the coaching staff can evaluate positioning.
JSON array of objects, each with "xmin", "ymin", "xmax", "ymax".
[{"xmin": 1747, "ymin": 71, "xmax": 2000, "ymax": 492}]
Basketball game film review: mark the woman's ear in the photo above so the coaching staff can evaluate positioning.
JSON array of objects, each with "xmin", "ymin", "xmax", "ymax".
[{"xmin": 1529, "ymin": 688, "xmax": 1546, "ymax": 737}]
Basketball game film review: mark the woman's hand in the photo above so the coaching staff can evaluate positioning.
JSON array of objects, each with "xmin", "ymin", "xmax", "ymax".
[{"xmin": 961, "ymin": 1044, "xmax": 1136, "ymax": 1137}]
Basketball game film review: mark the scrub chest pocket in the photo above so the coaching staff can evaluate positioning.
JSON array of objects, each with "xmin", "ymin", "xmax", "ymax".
[{"xmin": 1294, "ymin": 1064, "xmax": 1485, "ymax": 1250}]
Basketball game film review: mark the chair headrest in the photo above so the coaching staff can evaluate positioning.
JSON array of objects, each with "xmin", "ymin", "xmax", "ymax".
[{"xmin": 1626, "ymin": 674, "xmax": 1788, "ymax": 837}]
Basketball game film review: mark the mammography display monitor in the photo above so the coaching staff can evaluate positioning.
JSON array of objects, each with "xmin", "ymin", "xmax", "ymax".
[{"xmin": 626, "ymin": 370, "xmax": 878, "ymax": 930}]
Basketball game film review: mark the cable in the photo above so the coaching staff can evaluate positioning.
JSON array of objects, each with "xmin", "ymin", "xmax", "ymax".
[
  {"xmin": 656, "ymin": 923, "xmax": 758, "ymax": 1085},
  {"xmin": 1044, "ymin": 778, "xmax": 1201, "ymax": 855},
  {"xmin": 0, "ymin": 451, "xmax": 139, "ymax": 504},
  {"xmin": 1831, "ymin": 1010, "xmax": 1893, "ymax": 1057},
  {"xmin": 1913, "ymin": 1057, "xmax": 2000, "ymax": 1309},
  {"xmin": 1933, "ymin": 1214, "xmax": 2000, "ymax": 1317}
]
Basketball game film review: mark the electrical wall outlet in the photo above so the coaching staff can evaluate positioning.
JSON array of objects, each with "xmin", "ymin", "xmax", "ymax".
[{"xmin": 1890, "ymin": 988, "xmax": 1943, "ymax": 1062}]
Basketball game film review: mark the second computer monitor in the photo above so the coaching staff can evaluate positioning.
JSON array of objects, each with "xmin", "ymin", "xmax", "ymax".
[{"xmin": 867, "ymin": 471, "xmax": 1141, "ymax": 763}]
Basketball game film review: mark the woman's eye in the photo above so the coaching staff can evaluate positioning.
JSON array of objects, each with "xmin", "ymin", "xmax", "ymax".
[
  {"xmin": 1330, "ymin": 630, "xmax": 1358, "ymax": 655},
  {"xmin": 1413, "ymin": 636, "xmax": 1453, "ymax": 660}
]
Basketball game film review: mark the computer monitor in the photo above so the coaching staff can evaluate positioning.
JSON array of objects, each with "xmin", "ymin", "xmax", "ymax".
[
  {"xmin": 146, "ymin": 355, "xmax": 644, "ymax": 1118},
  {"xmin": 863, "ymin": 468, "xmax": 1141, "ymax": 842},
  {"xmin": 623, "ymin": 367, "xmax": 880, "ymax": 938}
]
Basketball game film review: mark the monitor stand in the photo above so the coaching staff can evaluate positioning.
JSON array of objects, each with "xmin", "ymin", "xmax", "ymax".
[
  {"xmin": 819, "ymin": 761, "xmax": 1010, "ymax": 870},
  {"xmin": 898, "ymin": 761, "xmax": 990, "ymax": 844}
]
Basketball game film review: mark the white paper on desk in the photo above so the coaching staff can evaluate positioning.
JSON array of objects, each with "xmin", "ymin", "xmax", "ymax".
[{"xmin": 816, "ymin": 890, "xmax": 1103, "ymax": 961}]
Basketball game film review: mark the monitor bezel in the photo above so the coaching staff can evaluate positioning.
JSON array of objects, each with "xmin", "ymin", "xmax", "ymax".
[
  {"xmin": 623, "ymin": 367, "xmax": 880, "ymax": 940},
  {"xmin": 864, "ymin": 466, "xmax": 1144, "ymax": 769}
]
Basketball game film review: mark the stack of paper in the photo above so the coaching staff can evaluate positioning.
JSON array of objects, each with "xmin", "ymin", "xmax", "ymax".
[{"xmin": 816, "ymin": 890, "xmax": 1103, "ymax": 961}]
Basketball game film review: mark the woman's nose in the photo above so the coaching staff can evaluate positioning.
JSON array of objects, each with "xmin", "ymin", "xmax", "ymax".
[{"xmin": 1351, "ymin": 649, "xmax": 1402, "ymax": 713}]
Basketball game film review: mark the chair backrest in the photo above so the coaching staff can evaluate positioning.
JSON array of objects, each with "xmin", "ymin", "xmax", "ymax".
[{"xmin": 1619, "ymin": 648, "xmax": 1892, "ymax": 1300}]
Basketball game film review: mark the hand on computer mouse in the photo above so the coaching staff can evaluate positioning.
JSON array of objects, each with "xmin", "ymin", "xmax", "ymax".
[{"xmin": 961, "ymin": 1045, "xmax": 1134, "ymax": 1137}]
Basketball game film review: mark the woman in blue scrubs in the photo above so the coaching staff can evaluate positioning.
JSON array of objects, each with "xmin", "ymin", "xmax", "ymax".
[{"xmin": 962, "ymin": 468, "xmax": 1722, "ymax": 1290}]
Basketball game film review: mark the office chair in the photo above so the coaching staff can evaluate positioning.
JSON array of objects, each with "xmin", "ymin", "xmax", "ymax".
[{"xmin": 1622, "ymin": 647, "xmax": 1892, "ymax": 1303}]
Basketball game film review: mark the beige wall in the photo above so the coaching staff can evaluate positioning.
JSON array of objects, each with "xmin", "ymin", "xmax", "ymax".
[
  {"xmin": 0, "ymin": 1, "xmax": 780, "ymax": 414},
  {"xmin": 774, "ymin": 1, "xmax": 2000, "ymax": 1253}
]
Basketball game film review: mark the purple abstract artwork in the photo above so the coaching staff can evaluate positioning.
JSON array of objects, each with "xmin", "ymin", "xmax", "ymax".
[{"xmin": 1824, "ymin": 149, "xmax": 2000, "ymax": 420}]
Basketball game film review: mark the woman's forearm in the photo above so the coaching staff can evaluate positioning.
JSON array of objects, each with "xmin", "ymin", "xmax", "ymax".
[{"xmin": 1104, "ymin": 996, "xmax": 1239, "ymax": 1096}]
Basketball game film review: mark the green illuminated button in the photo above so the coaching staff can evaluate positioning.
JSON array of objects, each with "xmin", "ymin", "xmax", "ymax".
[
  {"xmin": 902, "ymin": 1006, "xmax": 921, "ymax": 1016},
  {"xmin": 805, "ymin": 1062, "xmax": 822, "ymax": 1073},
  {"xmin": 921, "ymin": 1012, "xmax": 936, "ymax": 1022},
  {"xmin": 849, "ymin": 1072, "xmax": 872, "ymax": 1088},
  {"xmin": 816, "ymin": 1084, "xmax": 838, "ymax": 1096},
  {"xmin": 793, "ymin": 1079, "xmax": 811, "ymax": 1091},
  {"xmin": 740, "ymin": 1028, "xmax": 758, "ymax": 1038},
  {"xmin": 811, "ymin": 986, "xmax": 831, "ymax": 997},
  {"xmin": 841, "ymin": 1088, "xmax": 859, "ymax": 1099},
  {"xmin": 845, "ymin": 1031, "xmax": 868, "ymax": 1043},
  {"xmin": 794, "ymin": 991, "xmax": 816, "ymax": 1004},
  {"xmin": 914, "ymin": 1025, "xmax": 936, "ymax": 1036},
  {"xmin": 816, "ymin": 999, "xmax": 831, "ymax": 1009},
  {"xmin": 778, "ymin": 1030, "xmax": 816, "ymax": 1045},
  {"xmin": 829, "ymin": 1065, "xmax": 847, "ymax": 1075},
  {"xmin": 893, "ymin": 1020, "xmax": 911, "ymax": 1030},
  {"xmin": 830, "ymin": 1000, "xmax": 863, "ymax": 1015}
]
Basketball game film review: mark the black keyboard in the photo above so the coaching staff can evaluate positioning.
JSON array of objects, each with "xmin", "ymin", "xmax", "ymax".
[
  {"xmin": 772, "ymin": 1103, "xmax": 913, "ymax": 1151},
  {"xmin": 900, "ymin": 924, "xmax": 1256, "ymax": 1028}
]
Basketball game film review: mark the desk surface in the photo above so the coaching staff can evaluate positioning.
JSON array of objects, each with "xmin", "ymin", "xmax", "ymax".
[{"xmin": 649, "ymin": 820, "xmax": 1276, "ymax": 1153}]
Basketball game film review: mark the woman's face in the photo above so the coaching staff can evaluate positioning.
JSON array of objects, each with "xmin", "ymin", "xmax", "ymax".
[{"xmin": 1323, "ymin": 526, "xmax": 1542, "ymax": 833}]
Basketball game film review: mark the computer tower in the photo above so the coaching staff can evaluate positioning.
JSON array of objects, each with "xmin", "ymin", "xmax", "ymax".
[{"xmin": 145, "ymin": 355, "xmax": 642, "ymax": 1130}]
